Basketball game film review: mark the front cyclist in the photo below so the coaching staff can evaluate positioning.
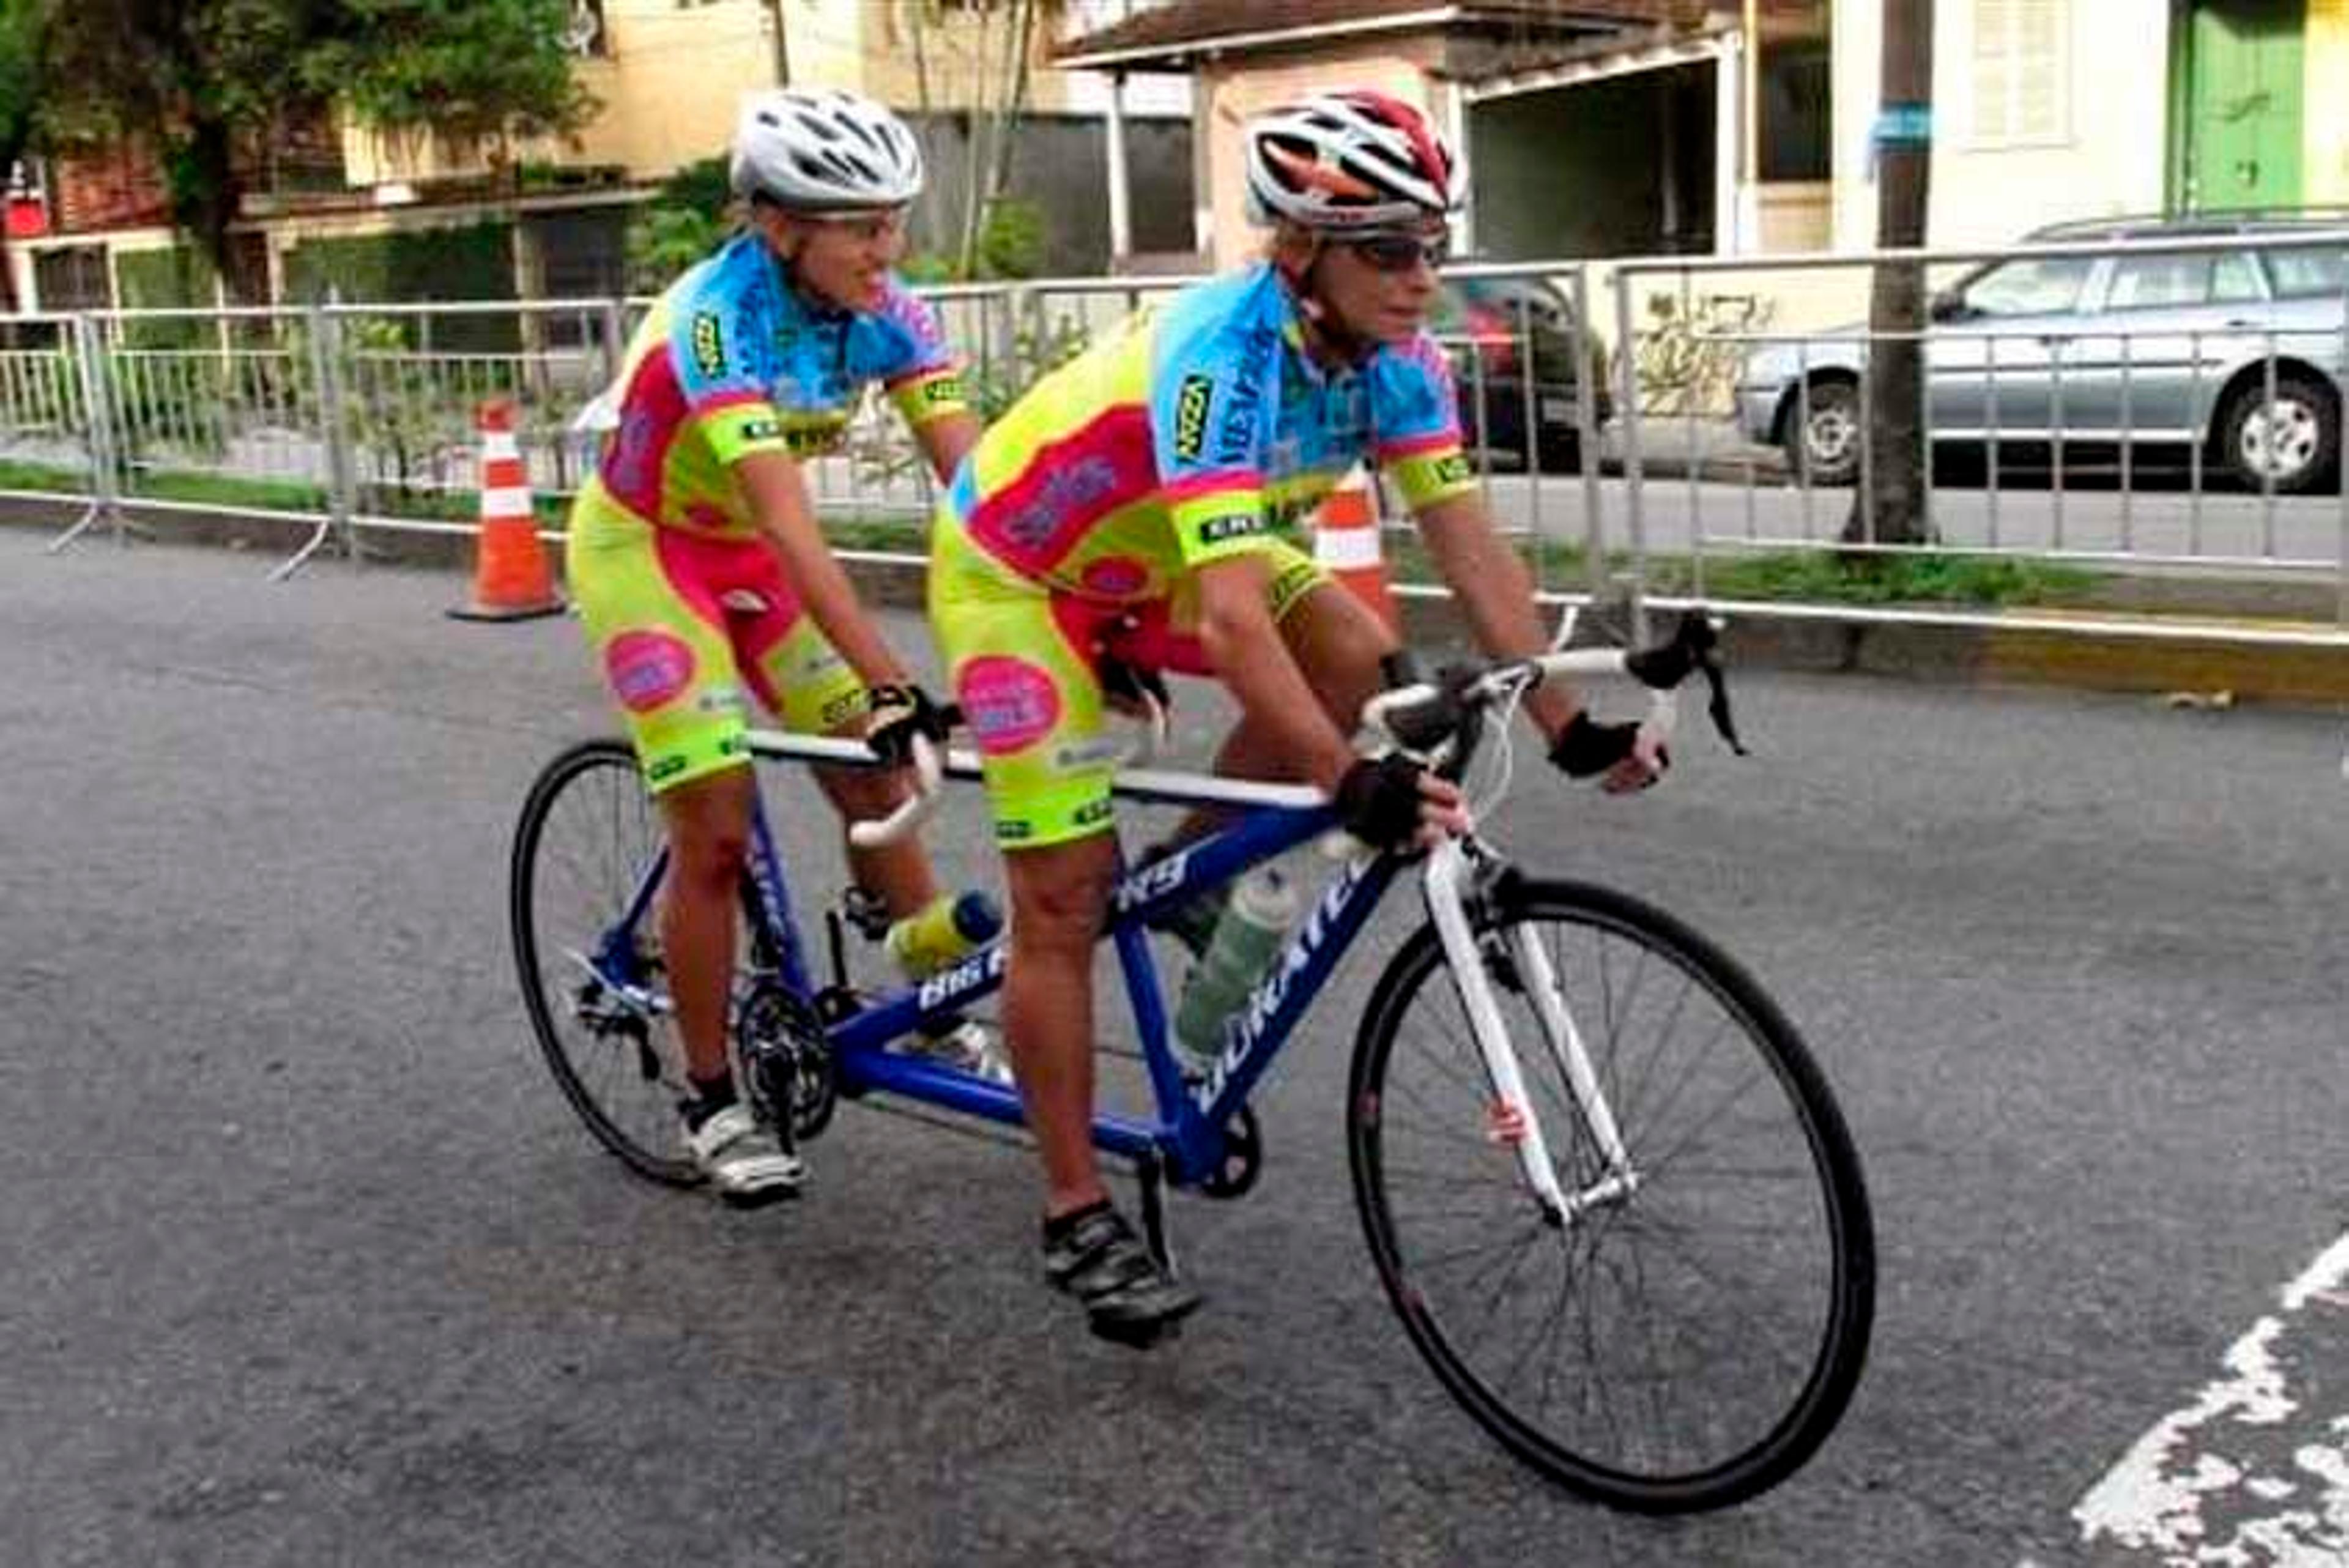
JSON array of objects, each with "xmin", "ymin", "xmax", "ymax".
[
  {"xmin": 927, "ymin": 90, "xmax": 1663, "ymax": 1342},
  {"xmin": 567, "ymin": 88, "xmax": 993, "ymax": 1209}
]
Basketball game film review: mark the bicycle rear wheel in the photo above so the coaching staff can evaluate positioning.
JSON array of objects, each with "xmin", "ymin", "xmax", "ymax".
[
  {"xmin": 1348, "ymin": 874, "xmax": 1872, "ymax": 1512},
  {"xmin": 511, "ymin": 738, "xmax": 700, "ymax": 1186}
]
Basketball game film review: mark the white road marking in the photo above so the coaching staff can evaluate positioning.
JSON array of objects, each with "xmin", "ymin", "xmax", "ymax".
[{"xmin": 2069, "ymin": 1233, "xmax": 2349, "ymax": 1562}]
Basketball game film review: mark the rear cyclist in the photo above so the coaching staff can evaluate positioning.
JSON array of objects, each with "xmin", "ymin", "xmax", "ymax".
[
  {"xmin": 927, "ymin": 90, "xmax": 1661, "ymax": 1340},
  {"xmin": 566, "ymin": 88, "xmax": 995, "ymax": 1208}
]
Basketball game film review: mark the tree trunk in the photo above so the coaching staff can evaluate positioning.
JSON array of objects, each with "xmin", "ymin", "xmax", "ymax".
[
  {"xmin": 171, "ymin": 116, "xmax": 250, "ymax": 303},
  {"xmin": 956, "ymin": 4, "xmax": 992, "ymax": 277},
  {"xmin": 1846, "ymin": 0, "xmax": 1935, "ymax": 546},
  {"xmin": 908, "ymin": 0, "xmax": 931, "ymax": 114},
  {"xmin": 985, "ymin": 0, "xmax": 1036, "ymax": 203}
]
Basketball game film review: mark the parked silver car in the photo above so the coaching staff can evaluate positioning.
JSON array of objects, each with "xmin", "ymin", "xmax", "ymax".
[{"xmin": 1736, "ymin": 216, "xmax": 2348, "ymax": 494}]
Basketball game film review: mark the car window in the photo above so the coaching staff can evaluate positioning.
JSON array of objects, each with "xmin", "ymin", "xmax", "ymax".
[
  {"xmin": 2102, "ymin": 252, "xmax": 2263, "ymax": 310},
  {"xmin": 2262, "ymin": 245, "xmax": 2348, "ymax": 300},
  {"xmin": 1962, "ymin": 256, "xmax": 2096, "ymax": 317}
]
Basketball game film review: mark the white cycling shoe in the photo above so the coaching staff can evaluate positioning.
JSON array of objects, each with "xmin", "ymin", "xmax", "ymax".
[
  {"xmin": 683, "ymin": 1103, "xmax": 806, "ymax": 1207},
  {"xmin": 904, "ymin": 1019, "xmax": 1015, "ymax": 1085}
]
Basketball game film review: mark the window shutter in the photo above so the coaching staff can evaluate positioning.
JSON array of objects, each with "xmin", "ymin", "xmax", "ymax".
[{"xmin": 1973, "ymin": 0, "xmax": 2068, "ymax": 146}]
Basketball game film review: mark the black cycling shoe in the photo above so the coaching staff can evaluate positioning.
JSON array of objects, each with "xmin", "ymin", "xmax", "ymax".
[
  {"xmin": 1136, "ymin": 842, "xmax": 1226, "ymax": 960},
  {"xmin": 1042, "ymin": 1201, "xmax": 1203, "ymax": 1347}
]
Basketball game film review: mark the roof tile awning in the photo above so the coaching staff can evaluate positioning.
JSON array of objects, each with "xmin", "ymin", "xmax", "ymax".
[{"xmin": 1054, "ymin": 0, "xmax": 1690, "ymax": 71}]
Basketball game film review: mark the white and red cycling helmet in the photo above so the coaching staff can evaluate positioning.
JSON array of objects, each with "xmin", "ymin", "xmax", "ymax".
[{"xmin": 1243, "ymin": 90, "xmax": 1460, "ymax": 231}]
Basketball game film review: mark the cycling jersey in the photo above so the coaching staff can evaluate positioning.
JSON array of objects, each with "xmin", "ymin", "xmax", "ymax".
[
  {"xmin": 589, "ymin": 229, "xmax": 965, "ymax": 541},
  {"xmin": 931, "ymin": 262, "xmax": 1476, "ymax": 846},
  {"xmin": 945, "ymin": 261, "xmax": 1477, "ymax": 601},
  {"xmin": 568, "ymin": 232, "xmax": 965, "ymax": 794}
]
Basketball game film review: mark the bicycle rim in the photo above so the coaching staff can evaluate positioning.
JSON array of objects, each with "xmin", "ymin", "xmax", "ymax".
[
  {"xmin": 511, "ymin": 739, "xmax": 700, "ymax": 1186},
  {"xmin": 1348, "ymin": 876, "xmax": 1873, "ymax": 1511}
]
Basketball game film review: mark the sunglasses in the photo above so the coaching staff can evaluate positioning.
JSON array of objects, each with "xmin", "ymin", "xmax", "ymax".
[{"xmin": 1348, "ymin": 231, "xmax": 1450, "ymax": 273}]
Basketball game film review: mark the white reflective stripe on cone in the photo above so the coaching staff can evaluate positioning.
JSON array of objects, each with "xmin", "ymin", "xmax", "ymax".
[
  {"xmin": 481, "ymin": 488, "xmax": 535, "ymax": 519},
  {"xmin": 480, "ymin": 431, "xmax": 521, "ymax": 462},
  {"xmin": 1315, "ymin": 524, "xmax": 1384, "ymax": 570}
]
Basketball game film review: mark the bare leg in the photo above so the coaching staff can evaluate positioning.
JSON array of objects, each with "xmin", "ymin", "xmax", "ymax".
[
  {"xmin": 1167, "ymin": 584, "xmax": 1398, "ymax": 849},
  {"xmin": 656, "ymin": 765, "xmax": 757, "ymax": 1082},
  {"xmin": 1000, "ymin": 831, "xmax": 1120, "ymax": 1217},
  {"xmin": 809, "ymin": 740, "xmax": 940, "ymax": 921},
  {"xmin": 1215, "ymin": 582, "xmax": 1395, "ymax": 781}
]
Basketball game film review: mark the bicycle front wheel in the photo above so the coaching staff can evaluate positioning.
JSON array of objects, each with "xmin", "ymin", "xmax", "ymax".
[
  {"xmin": 1348, "ymin": 875, "xmax": 1872, "ymax": 1512},
  {"xmin": 511, "ymin": 738, "xmax": 700, "ymax": 1187}
]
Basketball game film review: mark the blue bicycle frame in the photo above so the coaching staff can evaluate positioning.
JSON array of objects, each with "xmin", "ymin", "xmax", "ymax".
[{"xmin": 595, "ymin": 738, "xmax": 1404, "ymax": 1191}]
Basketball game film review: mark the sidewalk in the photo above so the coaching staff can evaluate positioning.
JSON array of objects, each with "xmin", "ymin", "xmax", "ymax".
[
  {"xmin": 1597, "ymin": 415, "xmax": 1787, "ymax": 484},
  {"xmin": 8, "ymin": 485, "xmax": 2346, "ymax": 708}
]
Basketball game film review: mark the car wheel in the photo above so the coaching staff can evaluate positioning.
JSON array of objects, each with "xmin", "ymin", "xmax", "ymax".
[
  {"xmin": 1781, "ymin": 377, "xmax": 1861, "ymax": 487},
  {"xmin": 2218, "ymin": 371, "xmax": 2340, "ymax": 496}
]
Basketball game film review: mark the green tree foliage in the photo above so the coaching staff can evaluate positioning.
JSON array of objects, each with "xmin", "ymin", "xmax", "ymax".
[{"xmin": 38, "ymin": 0, "xmax": 591, "ymax": 296}]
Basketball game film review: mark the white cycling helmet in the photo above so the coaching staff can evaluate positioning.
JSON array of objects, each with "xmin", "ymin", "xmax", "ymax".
[
  {"xmin": 730, "ymin": 88, "xmax": 924, "ymax": 211},
  {"xmin": 1244, "ymin": 90, "xmax": 1460, "ymax": 231}
]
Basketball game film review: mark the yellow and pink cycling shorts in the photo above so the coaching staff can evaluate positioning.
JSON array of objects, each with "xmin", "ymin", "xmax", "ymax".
[
  {"xmin": 567, "ymin": 480, "xmax": 867, "ymax": 795},
  {"xmin": 928, "ymin": 507, "xmax": 1330, "ymax": 849}
]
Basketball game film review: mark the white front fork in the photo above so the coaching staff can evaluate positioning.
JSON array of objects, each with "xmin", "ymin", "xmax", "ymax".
[{"xmin": 1423, "ymin": 844, "xmax": 1637, "ymax": 1225}]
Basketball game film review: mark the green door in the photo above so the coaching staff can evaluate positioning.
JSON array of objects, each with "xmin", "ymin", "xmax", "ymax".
[{"xmin": 2181, "ymin": 0, "xmax": 2306, "ymax": 212}]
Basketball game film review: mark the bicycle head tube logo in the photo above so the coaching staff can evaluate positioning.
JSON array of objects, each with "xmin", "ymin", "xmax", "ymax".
[{"xmin": 1190, "ymin": 858, "xmax": 1368, "ymax": 1110}]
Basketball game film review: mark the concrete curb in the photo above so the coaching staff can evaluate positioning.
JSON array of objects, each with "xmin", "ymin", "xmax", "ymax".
[{"xmin": 12, "ymin": 494, "xmax": 2347, "ymax": 709}]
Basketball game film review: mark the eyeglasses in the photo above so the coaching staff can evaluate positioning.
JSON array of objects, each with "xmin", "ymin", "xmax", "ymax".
[
  {"xmin": 1348, "ymin": 231, "xmax": 1450, "ymax": 273},
  {"xmin": 805, "ymin": 208, "xmax": 909, "ymax": 243}
]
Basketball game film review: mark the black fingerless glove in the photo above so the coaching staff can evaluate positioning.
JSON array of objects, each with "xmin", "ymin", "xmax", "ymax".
[
  {"xmin": 1548, "ymin": 711, "xmax": 1641, "ymax": 779},
  {"xmin": 1334, "ymin": 754, "xmax": 1428, "ymax": 851},
  {"xmin": 866, "ymin": 683, "xmax": 953, "ymax": 767}
]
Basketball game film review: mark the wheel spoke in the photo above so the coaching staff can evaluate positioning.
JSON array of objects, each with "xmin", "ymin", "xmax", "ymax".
[{"xmin": 1351, "ymin": 882, "xmax": 1872, "ymax": 1509}]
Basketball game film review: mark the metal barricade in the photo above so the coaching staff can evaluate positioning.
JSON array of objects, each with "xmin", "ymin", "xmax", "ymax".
[{"xmin": 1609, "ymin": 228, "xmax": 2349, "ymax": 644}]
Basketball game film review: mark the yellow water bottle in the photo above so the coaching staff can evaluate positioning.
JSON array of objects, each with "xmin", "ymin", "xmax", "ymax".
[{"xmin": 885, "ymin": 891, "xmax": 1004, "ymax": 980}]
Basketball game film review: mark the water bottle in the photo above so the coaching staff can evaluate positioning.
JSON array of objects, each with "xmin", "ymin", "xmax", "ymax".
[
  {"xmin": 1172, "ymin": 868, "xmax": 1299, "ymax": 1078},
  {"xmin": 885, "ymin": 890, "xmax": 1003, "ymax": 979}
]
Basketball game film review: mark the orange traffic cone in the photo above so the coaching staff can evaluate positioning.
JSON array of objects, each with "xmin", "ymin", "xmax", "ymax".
[
  {"xmin": 1312, "ymin": 466, "xmax": 1397, "ymax": 630},
  {"xmin": 449, "ymin": 398, "xmax": 563, "ymax": 622}
]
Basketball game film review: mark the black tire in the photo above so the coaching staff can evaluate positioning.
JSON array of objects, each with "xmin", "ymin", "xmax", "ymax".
[
  {"xmin": 1347, "ymin": 876, "xmax": 1873, "ymax": 1512},
  {"xmin": 1780, "ymin": 376, "xmax": 1861, "ymax": 487},
  {"xmin": 511, "ymin": 738, "xmax": 702, "ymax": 1186},
  {"xmin": 2217, "ymin": 370, "xmax": 2340, "ymax": 496}
]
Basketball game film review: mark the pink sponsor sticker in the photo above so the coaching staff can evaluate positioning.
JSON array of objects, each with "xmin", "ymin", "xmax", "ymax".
[
  {"xmin": 957, "ymin": 656, "xmax": 1060, "ymax": 755},
  {"xmin": 1079, "ymin": 555, "xmax": 1150, "ymax": 598},
  {"xmin": 606, "ymin": 630, "xmax": 697, "ymax": 713}
]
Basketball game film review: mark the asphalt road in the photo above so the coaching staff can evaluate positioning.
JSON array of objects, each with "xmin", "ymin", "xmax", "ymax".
[{"xmin": 4, "ymin": 527, "xmax": 2347, "ymax": 1567}]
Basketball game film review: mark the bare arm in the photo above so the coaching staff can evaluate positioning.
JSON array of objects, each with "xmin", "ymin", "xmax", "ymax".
[
  {"xmin": 911, "ymin": 410, "xmax": 981, "ymax": 488},
  {"xmin": 1412, "ymin": 489, "xmax": 1580, "ymax": 744},
  {"xmin": 1414, "ymin": 489, "xmax": 1664, "ymax": 793},
  {"xmin": 1194, "ymin": 554, "xmax": 1360, "ymax": 793},
  {"xmin": 733, "ymin": 450, "xmax": 909, "ymax": 689}
]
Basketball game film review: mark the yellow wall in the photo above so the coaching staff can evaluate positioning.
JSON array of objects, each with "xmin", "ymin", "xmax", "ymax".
[
  {"xmin": 344, "ymin": 0, "xmax": 1075, "ymax": 188},
  {"xmin": 2309, "ymin": 0, "xmax": 2349, "ymax": 203},
  {"xmin": 1832, "ymin": 0, "xmax": 2167, "ymax": 251}
]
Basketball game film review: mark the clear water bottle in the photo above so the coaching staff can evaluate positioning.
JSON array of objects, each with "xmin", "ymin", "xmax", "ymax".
[
  {"xmin": 885, "ymin": 890, "xmax": 1003, "ymax": 979},
  {"xmin": 1172, "ymin": 867, "xmax": 1299, "ymax": 1079}
]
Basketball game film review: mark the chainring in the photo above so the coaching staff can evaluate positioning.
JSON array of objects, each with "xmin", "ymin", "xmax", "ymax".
[
  {"xmin": 735, "ymin": 980, "xmax": 837, "ymax": 1142},
  {"xmin": 1197, "ymin": 1103, "xmax": 1263, "ymax": 1198}
]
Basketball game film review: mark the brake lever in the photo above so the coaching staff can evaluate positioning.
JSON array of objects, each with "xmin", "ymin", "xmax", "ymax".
[{"xmin": 1697, "ymin": 647, "xmax": 1748, "ymax": 756}]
